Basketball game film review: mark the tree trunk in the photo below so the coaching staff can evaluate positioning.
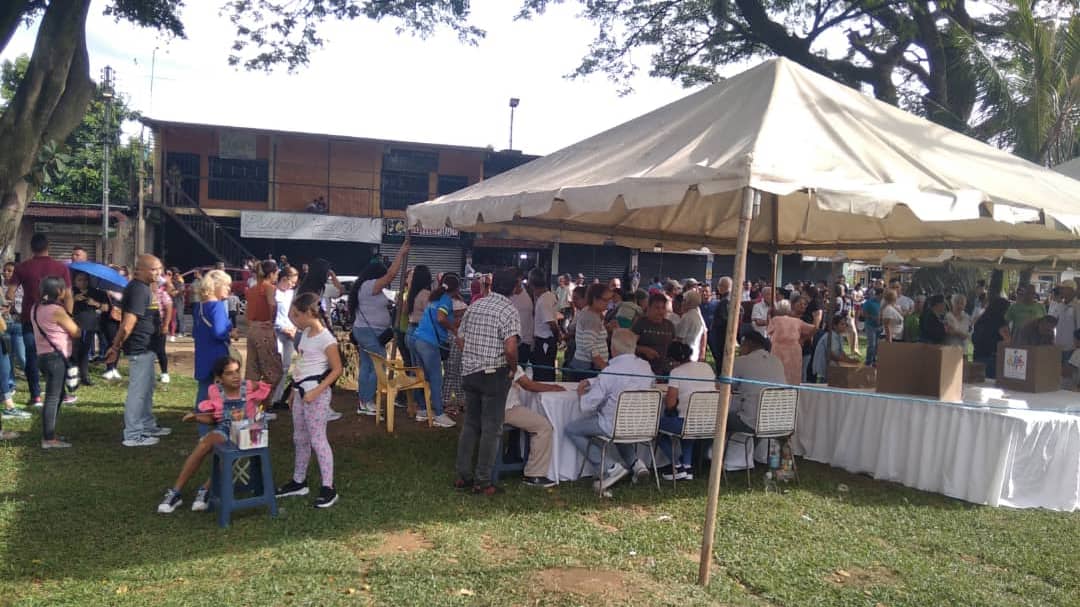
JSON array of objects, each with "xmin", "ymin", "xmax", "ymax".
[{"xmin": 0, "ymin": 0, "xmax": 94, "ymax": 260}]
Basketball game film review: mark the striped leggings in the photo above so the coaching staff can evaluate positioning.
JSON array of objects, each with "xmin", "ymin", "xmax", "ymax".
[{"xmin": 291, "ymin": 388, "xmax": 334, "ymax": 488}]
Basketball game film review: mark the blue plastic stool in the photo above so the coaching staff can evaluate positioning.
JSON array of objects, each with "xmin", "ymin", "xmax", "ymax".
[
  {"xmin": 492, "ymin": 425, "xmax": 530, "ymax": 482},
  {"xmin": 209, "ymin": 443, "xmax": 278, "ymax": 528}
]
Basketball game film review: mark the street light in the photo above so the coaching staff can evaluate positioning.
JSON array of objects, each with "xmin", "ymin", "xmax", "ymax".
[
  {"xmin": 508, "ymin": 97, "xmax": 520, "ymax": 151},
  {"xmin": 101, "ymin": 66, "xmax": 114, "ymax": 264}
]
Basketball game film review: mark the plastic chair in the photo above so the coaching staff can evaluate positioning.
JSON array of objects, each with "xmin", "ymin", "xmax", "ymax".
[
  {"xmin": 657, "ymin": 391, "xmax": 720, "ymax": 488},
  {"xmin": 576, "ymin": 390, "xmax": 663, "ymax": 496},
  {"xmin": 368, "ymin": 351, "xmax": 431, "ymax": 433},
  {"xmin": 208, "ymin": 443, "xmax": 277, "ymax": 528},
  {"xmin": 726, "ymin": 387, "xmax": 799, "ymax": 488}
]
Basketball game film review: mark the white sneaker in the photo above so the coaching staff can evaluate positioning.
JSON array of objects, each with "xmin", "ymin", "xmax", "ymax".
[
  {"xmin": 432, "ymin": 414, "xmax": 456, "ymax": 428},
  {"xmin": 326, "ymin": 410, "xmax": 342, "ymax": 422},
  {"xmin": 356, "ymin": 401, "xmax": 377, "ymax": 417},
  {"xmin": 159, "ymin": 373, "xmax": 170, "ymax": 384},
  {"xmin": 415, "ymin": 411, "xmax": 429, "ymax": 422},
  {"xmin": 191, "ymin": 487, "xmax": 210, "ymax": 512},
  {"xmin": 600, "ymin": 463, "xmax": 630, "ymax": 490},
  {"xmin": 632, "ymin": 459, "xmax": 651, "ymax": 483},
  {"xmin": 149, "ymin": 427, "xmax": 172, "ymax": 437},
  {"xmin": 122, "ymin": 435, "xmax": 160, "ymax": 447},
  {"xmin": 168, "ymin": 335, "xmax": 176, "ymax": 343},
  {"xmin": 104, "ymin": 369, "xmax": 121, "ymax": 381}
]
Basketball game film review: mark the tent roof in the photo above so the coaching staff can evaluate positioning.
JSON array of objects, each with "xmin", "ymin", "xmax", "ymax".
[{"xmin": 408, "ymin": 58, "xmax": 1080, "ymax": 263}]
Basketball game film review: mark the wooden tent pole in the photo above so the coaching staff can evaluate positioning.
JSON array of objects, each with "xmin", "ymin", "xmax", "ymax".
[
  {"xmin": 699, "ymin": 187, "xmax": 756, "ymax": 586},
  {"xmin": 771, "ymin": 194, "xmax": 780, "ymax": 306}
]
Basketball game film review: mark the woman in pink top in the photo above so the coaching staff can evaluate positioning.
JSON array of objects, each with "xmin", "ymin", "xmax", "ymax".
[
  {"xmin": 767, "ymin": 298, "xmax": 816, "ymax": 386},
  {"xmin": 32, "ymin": 276, "xmax": 80, "ymax": 449}
]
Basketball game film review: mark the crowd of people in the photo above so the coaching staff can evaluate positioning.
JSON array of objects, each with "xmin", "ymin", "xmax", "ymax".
[{"xmin": 3, "ymin": 234, "xmax": 1077, "ymax": 510}]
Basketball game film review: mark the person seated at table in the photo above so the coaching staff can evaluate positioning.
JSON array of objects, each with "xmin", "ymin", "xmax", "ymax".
[
  {"xmin": 657, "ymin": 342, "xmax": 716, "ymax": 481},
  {"xmin": 810, "ymin": 315, "xmax": 858, "ymax": 383},
  {"xmin": 1012, "ymin": 315, "xmax": 1057, "ymax": 347},
  {"xmin": 918, "ymin": 294, "xmax": 948, "ymax": 344},
  {"xmin": 566, "ymin": 329, "xmax": 655, "ymax": 491},
  {"xmin": 633, "ymin": 293, "xmax": 676, "ymax": 377},
  {"xmin": 729, "ymin": 331, "xmax": 787, "ymax": 435},
  {"xmin": 505, "ymin": 364, "xmax": 566, "ymax": 488}
]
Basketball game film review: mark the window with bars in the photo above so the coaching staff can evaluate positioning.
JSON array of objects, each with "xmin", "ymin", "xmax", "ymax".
[
  {"xmin": 437, "ymin": 175, "xmax": 469, "ymax": 196},
  {"xmin": 380, "ymin": 170, "xmax": 430, "ymax": 210},
  {"xmin": 208, "ymin": 157, "xmax": 269, "ymax": 202},
  {"xmin": 165, "ymin": 152, "xmax": 200, "ymax": 204}
]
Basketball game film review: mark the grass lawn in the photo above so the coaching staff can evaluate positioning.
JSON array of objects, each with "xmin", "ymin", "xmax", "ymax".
[{"xmin": 1, "ymin": 362, "xmax": 1078, "ymax": 606}]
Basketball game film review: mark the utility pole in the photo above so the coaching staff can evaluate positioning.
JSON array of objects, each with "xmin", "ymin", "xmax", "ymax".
[{"xmin": 101, "ymin": 66, "xmax": 115, "ymax": 264}]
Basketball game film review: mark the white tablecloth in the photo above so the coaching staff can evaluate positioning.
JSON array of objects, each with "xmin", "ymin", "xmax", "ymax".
[
  {"xmin": 520, "ymin": 383, "xmax": 586, "ymax": 482},
  {"xmin": 791, "ymin": 384, "xmax": 1080, "ymax": 511}
]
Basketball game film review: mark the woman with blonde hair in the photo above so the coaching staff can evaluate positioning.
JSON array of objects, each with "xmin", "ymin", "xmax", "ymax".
[{"xmin": 192, "ymin": 270, "xmax": 238, "ymax": 411}]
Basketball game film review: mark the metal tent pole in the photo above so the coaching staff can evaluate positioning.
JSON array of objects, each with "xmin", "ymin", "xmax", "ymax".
[{"xmin": 699, "ymin": 187, "xmax": 757, "ymax": 586}]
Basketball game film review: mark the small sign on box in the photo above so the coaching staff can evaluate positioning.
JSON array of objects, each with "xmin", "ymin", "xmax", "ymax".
[{"xmin": 1002, "ymin": 348, "xmax": 1028, "ymax": 380}]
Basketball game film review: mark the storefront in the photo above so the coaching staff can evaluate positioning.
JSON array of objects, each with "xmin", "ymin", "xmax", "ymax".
[{"xmin": 380, "ymin": 219, "xmax": 463, "ymax": 279}]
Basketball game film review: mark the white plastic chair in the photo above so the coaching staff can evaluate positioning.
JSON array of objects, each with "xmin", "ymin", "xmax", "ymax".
[
  {"xmin": 657, "ymin": 391, "xmax": 720, "ymax": 488},
  {"xmin": 726, "ymin": 387, "xmax": 799, "ymax": 488},
  {"xmin": 577, "ymin": 390, "xmax": 662, "ymax": 495}
]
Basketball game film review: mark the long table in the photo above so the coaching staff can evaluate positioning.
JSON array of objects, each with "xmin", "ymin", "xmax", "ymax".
[{"xmin": 791, "ymin": 384, "xmax": 1080, "ymax": 511}]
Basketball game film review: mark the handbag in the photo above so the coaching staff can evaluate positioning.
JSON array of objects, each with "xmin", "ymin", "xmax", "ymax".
[
  {"xmin": 198, "ymin": 303, "xmax": 244, "ymax": 363},
  {"xmin": 31, "ymin": 304, "xmax": 79, "ymax": 393}
]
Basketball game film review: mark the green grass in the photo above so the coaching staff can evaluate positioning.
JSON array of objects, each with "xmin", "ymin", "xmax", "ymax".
[{"xmin": 1, "ymin": 366, "xmax": 1078, "ymax": 606}]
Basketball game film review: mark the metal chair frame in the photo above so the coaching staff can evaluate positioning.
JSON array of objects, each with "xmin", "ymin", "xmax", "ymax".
[
  {"xmin": 576, "ymin": 390, "xmax": 663, "ymax": 496},
  {"xmin": 657, "ymin": 391, "xmax": 721, "ymax": 488},
  {"xmin": 725, "ymin": 387, "xmax": 800, "ymax": 489}
]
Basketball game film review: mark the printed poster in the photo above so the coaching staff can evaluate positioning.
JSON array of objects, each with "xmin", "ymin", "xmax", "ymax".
[{"xmin": 1002, "ymin": 348, "xmax": 1028, "ymax": 380}]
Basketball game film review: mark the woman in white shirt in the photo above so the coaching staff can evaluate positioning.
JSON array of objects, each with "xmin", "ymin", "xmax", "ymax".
[
  {"xmin": 657, "ymin": 342, "xmax": 716, "ymax": 481},
  {"xmin": 881, "ymin": 289, "xmax": 905, "ymax": 342},
  {"xmin": 944, "ymin": 293, "xmax": 972, "ymax": 352},
  {"xmin": 674, "ymin": 289, "xmax": 707, "ymax": 361}
]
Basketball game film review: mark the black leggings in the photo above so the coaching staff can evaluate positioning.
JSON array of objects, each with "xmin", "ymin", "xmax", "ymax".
[
  {"xmin": 39, "ymin": 351, "xmax": 66, "ymax": 441},
  {"xmin": 151, "ymin": 333, "xmax": 168, "ymax": 373}
]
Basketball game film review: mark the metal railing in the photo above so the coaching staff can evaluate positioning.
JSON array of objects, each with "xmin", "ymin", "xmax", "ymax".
[{"xmin": 161, "ymin": 180, "xmax": 256, "ymax": 266}]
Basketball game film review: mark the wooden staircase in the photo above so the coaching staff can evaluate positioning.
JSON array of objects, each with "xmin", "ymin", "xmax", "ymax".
[{"xmin": 160, "ymin": 180, "xmax": 256, "ymax": 266}]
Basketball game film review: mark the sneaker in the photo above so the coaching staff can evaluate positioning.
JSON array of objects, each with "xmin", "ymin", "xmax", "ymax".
[
  {"xmin": 415, "ymin": 410, "xmax": 429, "ymax": 422},
  {"xmin": 31, "ymin": 398, "xmax": 43, "ymax": 408},
  {"xmin": 0, "ymin": 430, "xmax": 19, "ymax": 440},
  {"xmin": 2, "ymin": 407, "xmax": 31, "ymax": 419},
  {"xmin": 41, "ymin": 439, "xmax": 71, "ymax": 449},
  {"xmin": 122, "ymin": 435, "xmax": 160, "ymax": 447},
  {"xmin": 159, "ymin": 373, "xmax": 170, "ymax": 384},
  {"xmin": 326, "ymin": 409, "xmax": 343, "ymax": 422},
  {"xmin": 157, "ymin": 488, "xmax": 182, "ymax": 513},
  {"xmin": 62, "ymin": 395, "xmax": 77, "ymax": 405},
  {"xmin": 356, "ymin": 401, "xmax": 377, "ymax": 416},
  {"xmin": 275, "ymin": 480, "xmax": 310, "ymax": 498},
  {"xmin": 432, "ymin": 414, "xmax": 456, "ymax": 428},
  {"xmin": 679, "ymin": 466, "xmax": 694, "ymax": 481},
  {"xmin": 104, "ymin": 369, "xmax": 122, "ymax": 381},
  {"xmin": 660, "ymin": 466, "xmax": 689, "ymax": 481},
  {"xmin": 314, "ymin": 486, "xmax": 338, "ymax": 509},
  {"xmin": 191, "ymin": 487, "xmax": 210, "ymax": 512},
  {"xmin": 600, "ymin": 463, "xmax": 630, "ymax": 491},
  {"xmin": 632, "ymin": 459, "xmax": 651, "ymax": 483},
  {"xmin": 453, "ymin": 478, "xmax": 474, "ymax": 491},
  {"xmin": 148, "ymin": 427, "xmax": 172, "ymax": 437},
  {"xmin": 168, "ymin": 335, "xmax": 177, "ymax": 343},
  {"xmin": 523, "ymin": 476, "xmax": 557, "ymax": 488},
  {"xmin": 472, "ymin": 484, "xmax": 503, "ymax": 496}
]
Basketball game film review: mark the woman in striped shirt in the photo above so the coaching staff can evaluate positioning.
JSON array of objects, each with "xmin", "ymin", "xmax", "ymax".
[{"xmin": 566, "ymin": 284, "xmax": 610, "ymax": 380}]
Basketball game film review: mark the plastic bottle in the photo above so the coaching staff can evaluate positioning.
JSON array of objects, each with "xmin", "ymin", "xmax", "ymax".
[
  {"xmin": 768, "ymin": 441, "xmax": 780, "ymax": 470},
  {"xmin": 779, "ymin": 443, "xmax": 794, "ymax": 482}
]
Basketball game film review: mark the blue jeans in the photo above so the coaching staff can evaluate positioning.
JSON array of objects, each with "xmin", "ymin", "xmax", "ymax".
[
  {"xmin": 864, "ymin": 328, "xmax": 880, "ymax": 366},
  {"xmin": 20, "ymin": 322, "xmax": 40, "ymax": 400},
  {"xmin": 413, "ymin": 338, "xmax": 444, "ymax": 416},
  {"xmin": 123, "ymin": 351, "xmax": 160, "ymax": 442},
  {"xmin": 6, "ymin": 322, "xmax": 24, "ymax": 393},
  {"xmin": 658, "ymin": 416, "xmax": 695, "ymax": 468},
  {"xmin": 351, "ymin": 326, "xmax": 383, "ymax": 404},
  {"xmin": 0, "ymin": 341, "xmax": 12, "ymax": 402},
  {"xmin": 565, "ymin": 413, "xmax": 636, "ymax": 473}
]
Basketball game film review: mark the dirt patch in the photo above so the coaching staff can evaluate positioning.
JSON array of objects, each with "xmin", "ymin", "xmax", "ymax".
[
  {"xmin": 583, "ymin": 513, "xmax": 620, "ymax": 533},
  {"xmin": 826, "ymin": 565, "xmax": 900, "ymax": 589},
  {"xmin": 531, "ymin": 567, "xmax": 646, "ymax": 604},
  {"xmin": 361, "ymin": 530, "xmax": 434, "ymax": 559},
  {"xmin": 481, "ymin": 535, "xmax": 522, "ymax": 561}
]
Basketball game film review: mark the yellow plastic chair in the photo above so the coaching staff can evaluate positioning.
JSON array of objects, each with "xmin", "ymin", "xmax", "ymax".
[{"xmin": 368, "ymin": 351, "xmax": 432, "ymax": 433}]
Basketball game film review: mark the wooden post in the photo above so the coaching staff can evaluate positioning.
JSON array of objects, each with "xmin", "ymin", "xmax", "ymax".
[
  {"xmin": 771, "ymin": 194, "xmax": 780, "ymax": 308},
  {"xmin": 699, "ymin": 187, "xmax": 756, "ymax": 586}
]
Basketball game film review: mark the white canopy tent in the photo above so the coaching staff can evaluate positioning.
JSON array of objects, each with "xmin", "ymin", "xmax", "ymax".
[
  {"xmin": 407, "ymin": 57, "xmax": 1080, "ymax": 585},
  {"xmin": 409, "ymin": 58, "xmax": 1080, "ymax": 264}
]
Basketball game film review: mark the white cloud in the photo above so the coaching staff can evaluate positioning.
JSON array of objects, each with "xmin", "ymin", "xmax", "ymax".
[{"xmin": 3, "ymin": 1, "xmax": 705, "ymax": 155}]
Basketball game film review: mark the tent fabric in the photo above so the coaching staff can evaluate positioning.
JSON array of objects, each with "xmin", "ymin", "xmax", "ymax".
[{"xmin": 408, "ymin": 58, "xmax": 1080, "ymax": 263}]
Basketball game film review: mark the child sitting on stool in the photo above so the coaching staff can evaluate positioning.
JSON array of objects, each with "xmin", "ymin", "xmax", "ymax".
[{"xmin": 157, "ymin": 355, "xmax": 271, "ymax": 513}]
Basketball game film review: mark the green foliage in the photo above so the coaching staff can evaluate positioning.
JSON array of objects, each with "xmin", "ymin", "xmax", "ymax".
[{"xmin": 1, "ymin": 53, "xmax": 141, "ymax": 205}]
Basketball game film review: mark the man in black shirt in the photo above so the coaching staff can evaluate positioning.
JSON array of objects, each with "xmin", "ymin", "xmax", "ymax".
[{"xmin": 106, "ymin": 254, "xmax": 170, "ymax": 447}]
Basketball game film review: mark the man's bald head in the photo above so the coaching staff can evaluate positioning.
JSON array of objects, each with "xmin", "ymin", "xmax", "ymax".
[{"xmin": 134, "ymin": 254, "xmax": 163, "ymax": 285}]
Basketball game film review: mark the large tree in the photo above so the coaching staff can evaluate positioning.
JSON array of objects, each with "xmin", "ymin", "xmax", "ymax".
[
  {"xmin": 0, "ymin": 0, "xmax": 478, "ymax": 259},
  {"xmin": 518, "ymin": 0, "xmax": 1075, "ymax": 138}
]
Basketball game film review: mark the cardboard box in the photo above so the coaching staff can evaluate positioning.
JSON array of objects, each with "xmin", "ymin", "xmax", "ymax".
[
  {"xmin": 876, "ymin": 342, "xmax": 964, "ymax": 402},
  {"xmin": 229, "ymin": 419, "xmax": 269, "ymax": 450},
  {"xmin": 996, "ymin": 343, "xmax": 1060, "ymax": 393},
  {"xmin": 827, "ymin": 363, "xmax": 877, "ymax": 389},
  {"xmin": 963, "ymin": 361, "xmax": 986, "ymax": 383}
]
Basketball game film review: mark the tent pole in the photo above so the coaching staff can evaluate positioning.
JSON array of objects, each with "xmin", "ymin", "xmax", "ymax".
[
  {"xmin": 771, "ymin": 194, "xmax": 780, "ymax": 305},
  {"xmin": 698, "ymin": 186, "xmax": 756, "ymax": 586}
]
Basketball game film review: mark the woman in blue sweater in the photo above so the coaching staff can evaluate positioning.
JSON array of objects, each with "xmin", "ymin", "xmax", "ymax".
[{"xmin": 192, "ymin": 270, "xmax": 237, "ymax": 414}]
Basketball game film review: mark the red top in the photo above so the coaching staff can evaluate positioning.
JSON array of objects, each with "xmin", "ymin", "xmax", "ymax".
[
  {"xmin": 11, "ymin": 256, "xmax": 70, "ymax": 318},
  {"xmin": 245, "ymin": 282, "xmax": 274, "ymax": 322}
]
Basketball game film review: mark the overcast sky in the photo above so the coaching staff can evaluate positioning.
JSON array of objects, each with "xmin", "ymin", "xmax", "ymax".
[{"xmin": 1, "ymin": 1, "xmax": 730, "ymax": 155}]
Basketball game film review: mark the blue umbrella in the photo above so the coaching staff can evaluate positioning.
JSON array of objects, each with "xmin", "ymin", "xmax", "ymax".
[{"xmin": 69, "ymin": 261, "xmax": 128, "ymax": 291}]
